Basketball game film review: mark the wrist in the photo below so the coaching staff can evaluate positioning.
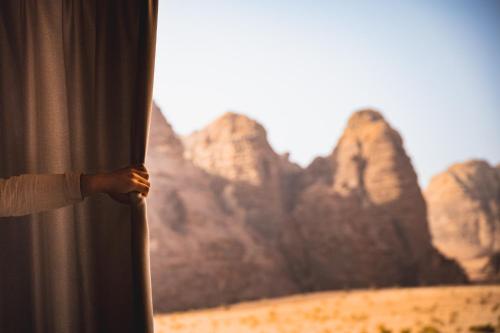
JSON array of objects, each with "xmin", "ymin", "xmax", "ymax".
[{"xmin": 81, "ymin": 174, "xmax": 101, "ymax": 197}]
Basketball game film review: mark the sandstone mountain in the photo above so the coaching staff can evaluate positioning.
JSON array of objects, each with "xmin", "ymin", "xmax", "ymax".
[
  {"xmin": 146, "ymin": 103, "xmax": 466, "ymax": 312},
  {"xmin": 284, "ymin": 110, "xmax": 465, "ymax": 290},
  {"xmin": 425, "ymin": 160, "xmax": 500, "ymax": 282},
  {"xmin": 146, "ymin": 105, "xmax": 297, "ymax": 312}
]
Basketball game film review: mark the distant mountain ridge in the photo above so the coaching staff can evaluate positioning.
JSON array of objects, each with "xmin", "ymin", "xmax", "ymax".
[{"xmin": 146, "ymin": 103, "xmax": 468, "ymax": 313}]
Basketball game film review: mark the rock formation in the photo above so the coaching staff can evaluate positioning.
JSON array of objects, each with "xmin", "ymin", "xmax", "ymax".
[
  {"xmin": 425, "ymin": 160, "xmax": 500, "ymax": 282},
  {"xmin": 285, "ymin": 110, "xmax": 465, "ymax": 290},
  {"xmin": 182, "ymin": 111, "xmax": 302, "ymax": 239},
  {"xmin": 146, "ymin": 104, "xmax": 297, "ymax": 312},
  {"xmin": 147, "ymin": 104, "xmax": 467, "ymax": 313}
]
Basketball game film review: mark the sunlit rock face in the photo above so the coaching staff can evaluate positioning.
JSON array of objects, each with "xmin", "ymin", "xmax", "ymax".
[
  {"xmin": 182, "ymin": 111, "xmax": 302, "ymax": 239},
  {"xmin": 146, "ymin": 104, "xmax": 298, "ymax": 312},
  {"xmin": 286, "ymin": 110, "xmax": 466, "ymax": 290},
  {"xmin": 425, "ymin": 160, "xmax": 500, "ymax": 282},
  {"xmin": 182, "ymin": 112, "xmax": 276, "ymax": 186},
  {"xmin": 147, "ymin": 104, "xmax": 466, "ymax": 313}
]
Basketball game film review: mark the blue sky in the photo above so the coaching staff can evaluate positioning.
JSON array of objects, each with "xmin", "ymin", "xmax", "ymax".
[{"xmin": 153, "ymin": 0, "xmax": 500, "ymax": 187}]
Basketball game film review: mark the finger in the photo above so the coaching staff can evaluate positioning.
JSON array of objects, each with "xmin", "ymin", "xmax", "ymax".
[
  {"xmin": 132, "ymin": 177, "xmax": 150, "ymax": 188},
  {"xmin": 132, "ymin": 173, "xmax": 150, "ymax": 185},
  {"xmin": 133, "ymin": 167, "xmax": 147, "ymax": 173},
  {"xmin": 132, "ymin": 168, "xmax": 149, "ymax": 180},
  {"xmin": 136, "ymin": 178, "xmax": 150, "ymax": 190},
  {"xmin": 131, "ymin": 180, "xmax": 150, "ymax": 196}
]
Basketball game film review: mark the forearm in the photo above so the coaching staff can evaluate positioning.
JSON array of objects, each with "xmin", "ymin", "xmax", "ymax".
[
  {"xmin": 80, "ymin": 173, "xmax": 99, "ymax": 197},
  {"xmin": 0, "ymin": 172, "xmax": 83, "ymax": 217},
  {"xmin": 0, "ymin": 166, "xmax": 149, "ymax": 217}
]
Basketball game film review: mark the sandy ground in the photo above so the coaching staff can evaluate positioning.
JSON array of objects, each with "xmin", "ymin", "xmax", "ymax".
[{"xmin": 154, "ymin": 285, "xmax": 500, "ymax": 333}]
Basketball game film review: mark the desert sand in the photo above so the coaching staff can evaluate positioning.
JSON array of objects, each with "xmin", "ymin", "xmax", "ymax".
[{"xmin": 154, "ymin": 285, "xmax": 500, "ymax": 333}]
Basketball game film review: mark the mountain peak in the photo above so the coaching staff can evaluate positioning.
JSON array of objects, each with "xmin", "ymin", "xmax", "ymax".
[
  {"xmin": 182, "ymin": 111, "xmax": 279, "ymax": 185},
  {"xmin": 148, "ymin": 102, "xmax": 184, "ymax": 157},
  {"xmin": 347, "ymin": 109, "xmax": 385, "ymax": 128},
  {"xmin": 203, "ymin": 111, "xmax": 268, "ymax": 140},
  {"xmin": 448, "ymin": 159, "xmax": 492, "ymax": 172},
  {"xmin": 219, "ymin": 110, "xmax": 249, "ymax": 120}
]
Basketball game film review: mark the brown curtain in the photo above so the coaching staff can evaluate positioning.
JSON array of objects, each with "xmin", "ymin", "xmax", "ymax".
[{"xmin": 0, "ymin": 1, "xmax": 158, "ymax": 332}]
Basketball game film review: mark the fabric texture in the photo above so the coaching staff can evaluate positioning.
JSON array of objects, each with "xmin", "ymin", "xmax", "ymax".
[
  {"xmin": 0, "ymin": 1, "xmax": 158, "ymax": 332},
  {"xmin": 0, "ymin": 172, "xmax": 83, "ymax": 217}
]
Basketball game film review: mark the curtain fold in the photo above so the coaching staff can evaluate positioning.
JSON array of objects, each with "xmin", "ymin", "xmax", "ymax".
[{"xmin": 0, "ymin": 1, "xmax": 158, "ymax": 332}]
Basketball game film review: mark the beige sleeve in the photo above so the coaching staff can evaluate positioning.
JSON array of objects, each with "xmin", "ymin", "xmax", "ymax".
[{"xmin": 0, "ymin": 172, "xmax": 84, "ymax": 217}]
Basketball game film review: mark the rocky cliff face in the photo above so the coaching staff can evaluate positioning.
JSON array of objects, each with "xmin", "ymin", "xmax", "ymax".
[
  {"xmin": 425, "ymin": 160, "xmax": 500, "ymax": 282},
  {"xmin": 182, "ymin": 112, "xmax": 302, "ymax": 240},
  {"xmin": 285, "ymin": 110, "xmax": 465, "ymax": 290},
  {"xmin": 147, "ymin": 104, "xmax": 467, "ymax": 312},
  {"xmin": 146, "ymin": 104, "xmax": 297, "ymax": 312}
]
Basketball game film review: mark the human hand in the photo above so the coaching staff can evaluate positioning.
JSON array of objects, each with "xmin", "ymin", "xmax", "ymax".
[{"xmin": 81, "ymin": 165, "xmax": 150, "ymax": 204}]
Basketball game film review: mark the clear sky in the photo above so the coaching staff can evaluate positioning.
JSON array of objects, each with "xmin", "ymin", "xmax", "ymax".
[{"xmin": 153, "ymin": 0, "xmax": 500, "ymax": 187}]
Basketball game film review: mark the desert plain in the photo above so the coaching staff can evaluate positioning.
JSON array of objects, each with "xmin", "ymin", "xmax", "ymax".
[{"xmin": 154, "ymin": 285, "xmax": 500, "ymax": 333}]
